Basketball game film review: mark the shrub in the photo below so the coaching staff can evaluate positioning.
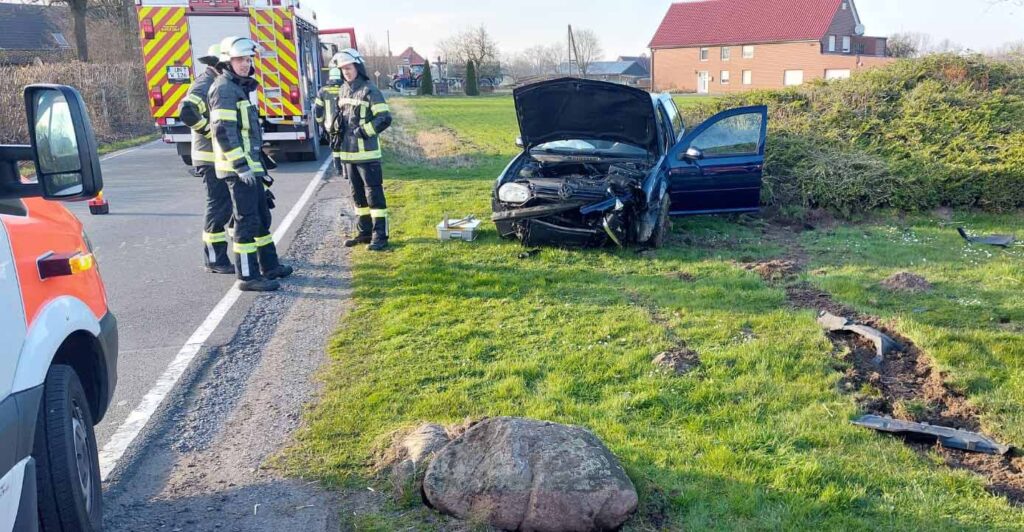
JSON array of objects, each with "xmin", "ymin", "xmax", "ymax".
[
  {"xmin": 464, "ymin": 61, "xmax": 479, "ymax": 96},
  {"xmin": 682, "ymin": 54, "xmax": 1024, "ymax": 213},
  {"xmin": 419, "ymin": 59, "xmax": 434, "ymax": 96}
]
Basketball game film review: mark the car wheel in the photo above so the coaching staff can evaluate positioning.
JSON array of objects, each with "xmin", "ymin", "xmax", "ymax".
[
  {"xmin": 180, "ymin": 155, "xmax": 192, "ymax": 167},
  {"xmin": 34, "ymin": 365, "xmax": 102, "ymax": 532},
  {"xmin": 648, "ymin": 194, "xmax": 672, "ymax": 249}
]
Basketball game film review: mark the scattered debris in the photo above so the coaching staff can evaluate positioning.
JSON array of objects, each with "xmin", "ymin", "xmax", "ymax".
[
  {"xmin": 670, "ymin": 271, "xmax": 696, "ymax": 283},
  {"xmin": 744, "ymin": 259, "xmax": 801, "ymax": 282},
  {"xmin": 518, "ymin": 249, "xmax": 541, "ymax": 260},
  {"xmin": 958, "ymin": 227, "xmax": 1016, "ymax": 248},
  {"xmin": 853, "ymin": 415, "xmax": 1012, "ymax": 455},
  {"xmin": 652, "ymin": 348, "xmax": 701, "ymax": 376},
  {"xmin": 817, "ymin": 311, "xmax": 901, "ymax": 365},
  {"xmin": 881, "ymin": 272, "xmax": 933, "ymax": 293}
]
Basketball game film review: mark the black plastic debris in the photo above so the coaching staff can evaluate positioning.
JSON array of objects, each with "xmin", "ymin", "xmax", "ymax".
[
  {"xmin": 518, "ymin": 249, "xmax": 541, "ymax": 260},
  {"xmin": 853, "ymin": 415, "xmax": 1012, "ymax": 455},
  {"xmin": 958, "ymin": 227, "xmax": 1016, "ymax": 248},
  {"xmin": 817, "ymin": 312, "xmax": 901, "ymax": 365}
]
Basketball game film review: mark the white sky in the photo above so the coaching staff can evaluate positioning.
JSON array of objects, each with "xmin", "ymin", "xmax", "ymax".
[{"xmin": 303, "ymin": 0, "xmax": 1024, "ymax": 60}]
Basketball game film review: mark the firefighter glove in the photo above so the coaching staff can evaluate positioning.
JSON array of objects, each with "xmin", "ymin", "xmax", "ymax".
[{"xmin": 238, "ymin": 169, "xmax": 258, "ymax": 186}]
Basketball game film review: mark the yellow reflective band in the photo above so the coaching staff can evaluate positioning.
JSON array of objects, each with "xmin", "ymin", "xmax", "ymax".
[
  {"xmin": 370, "ymin": 209, "xmax": 388, "ymax": 219},
  {"xmin": 336, "ymin": 149, "xmax": 382, "ymax": 161},
  {"xmin": 234, "ymin": 242, "xmax": 258, "ymax": 254},
  {"xmin": 193, "ymin": 151, "xmax": 215, "ymax": 163},
  {"xmin": 314, "ymin": 98, "xmax": 324, "ymax": 106},
  {"xmin": 371, "ymin": 103, "xmax": 390, "ymax": 114},
  {"xmin": 224, "ymin": 148, "xmax": 245, "ymax": 161},
  {"xmin": 203, "ymin": 231, "xmax": 227, "ymax": 243},
  {"xmin": 212, "ymin": 109, "xmax": 237, "ymax": 121},
  {"xmin": 338, "ymin": 97, "xmax": 367, "ymax": 107},
  {"xmin": 192, "ymin": 117, "xmax": 209, "ymax": 131},
  {"xmin": 355, "ymin": 207, "xmax": 371, "ymax": 216},
  {"xmin": 185, "ymin": 94, "xmax": 207, "ymax": 114},
  {"xmin": 363, "ymin": 122, "xmax": 377, "ymax": 137},
  {"xmin": 255, "ymin": 234, "xmax": 274, "ymax": 247}
]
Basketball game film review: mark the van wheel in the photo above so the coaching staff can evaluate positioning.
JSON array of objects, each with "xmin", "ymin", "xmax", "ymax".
[
  {"xmin": 34, "ymin": 365, "xmax": 102, "ymax": 532},
  {"xmin": 648, "ymin": 194, "xmax": 672, "ymax": 249}
]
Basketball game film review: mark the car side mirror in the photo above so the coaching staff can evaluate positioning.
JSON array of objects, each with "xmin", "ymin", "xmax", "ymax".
[
  {"xmin": 25, "ymin": 85, "xmax": 103, "ymax": 200},
  {"xmin": 515, "ymin": 136, "xmax": 524, "ymax": 148},
  {"xmin": 682, "ymin": 147, "xmax": 704, "ymax": 161}
]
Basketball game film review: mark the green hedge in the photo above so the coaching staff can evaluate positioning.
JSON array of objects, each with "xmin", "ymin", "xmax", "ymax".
[{"xmin": 683, "ymin": 55, "xmax": 1024, "ymax": 213}]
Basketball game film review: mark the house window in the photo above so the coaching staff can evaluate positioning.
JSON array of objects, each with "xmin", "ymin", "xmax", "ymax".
[
  {"xmin": 699, "ymin": 48, "xmax": 709, "ymax": 61},
  {"xmin": 825, "ymin": 69, "xmax": 851, "ymax": 80},
  {"xmin": 721, "ymin": 47, "xmax": 731, "ymax": 61},
  {"xmin": 843, "ymin": 36, "xmax": 852, "ymax": 53},
  {"xmin": 742, "ymin": 70, "xmax": 752, "ymax": 85},
  {"xmin": 721, "ymin": 70, "xmax": 730, "ymax": 84},
  {"xmin": 828, "ymin": 36, "xmax": 837, "ymax": 52},
  {"xmin": 784, "ymin": 70, "xmax": 804, "ymax": 86},
  {"xmin": 51, "ymin": 32, "xmax": 70, "ymax": 48},
  {"xmin": 742, "ymin": 45, "xmax": 754, "ymax": 59}
]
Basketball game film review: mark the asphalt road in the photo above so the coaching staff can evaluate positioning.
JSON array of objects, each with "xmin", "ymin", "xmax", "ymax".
[{"xmin": 68, "ymin": 141, "xmax": 326, "ymax": 449}]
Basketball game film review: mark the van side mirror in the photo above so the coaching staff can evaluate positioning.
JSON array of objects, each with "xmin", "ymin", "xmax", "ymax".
[
  {"xmin": 515, "ymin": 136, "xmax": 524, "ymax": 148},
  {"xmin": 25, "ymin": 85, "xmax": 103, "ymax": 200}
]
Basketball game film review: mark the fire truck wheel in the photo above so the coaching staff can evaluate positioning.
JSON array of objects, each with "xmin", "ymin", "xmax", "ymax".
[{"xmin": 33, "ymin": 365, "xmax": 103, "ymax": 532}]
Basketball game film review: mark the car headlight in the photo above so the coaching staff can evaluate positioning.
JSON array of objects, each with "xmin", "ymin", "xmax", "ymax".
[{"xmin": 498, "ymin": 183, "xmax": 531, "ymax": 204}]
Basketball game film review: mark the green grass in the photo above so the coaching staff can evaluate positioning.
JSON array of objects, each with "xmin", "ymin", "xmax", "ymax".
[{"xmin": 287, "ymin": 96, "xmax": 1024, "ymax": 530}]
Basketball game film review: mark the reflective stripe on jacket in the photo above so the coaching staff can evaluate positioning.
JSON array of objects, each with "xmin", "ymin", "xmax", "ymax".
[
  {"xmin": 331, "ymin": 77, "xmax": 392, "ymax": 162},
  {"xmin": 209, "ymin": 69, "xmax": 265, "ymax": 179},
  {"xmin": 178, "ymin": 66, "xmax": 217, "ymax": 165},
  {"xmin": 314, "ymin": 84, "xmax": 342, "ymax": 134}
]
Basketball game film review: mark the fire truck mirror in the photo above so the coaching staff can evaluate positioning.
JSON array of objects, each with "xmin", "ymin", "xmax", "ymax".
[{"xmin": 25, "ymin": 85, "xmax": 103, "ymax": 201}]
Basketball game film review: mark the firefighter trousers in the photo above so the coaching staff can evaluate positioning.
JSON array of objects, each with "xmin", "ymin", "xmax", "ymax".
[
  {"xmin": 225, "ymin": 176, "xmax": 282, "ymax": 280},
  {"xmin": 200, "ymin": 165, "xmax": 233, "ymax": 269},
  {"xmin": 344, "ymin": 162, "xmax": 388, "ymax": 242}
]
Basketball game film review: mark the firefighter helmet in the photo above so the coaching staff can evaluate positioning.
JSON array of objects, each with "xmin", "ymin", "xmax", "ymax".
[
  {"xmin": 219, "ymin": 36, "xmax": 261, "ymax": 62},
  {"xmin": 329, "ymin": 68, "xmax": 342, "ymax": 82},
  {"xmin": 197, "ymin": 43, "xmax": 221, "ymax": 66},
  {"xmin": 331, "ymin": 48, "xmax": 364, "ymax": 68}
]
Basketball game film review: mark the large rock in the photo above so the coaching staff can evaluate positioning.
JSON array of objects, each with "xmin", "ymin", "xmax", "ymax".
[
  {"xmin": 423, "ymin": 417, "xmax": 638, "ymax": 531},
  {"xmin": 390, "ymin": 423, "xmax": 451, "ymax": 490}
]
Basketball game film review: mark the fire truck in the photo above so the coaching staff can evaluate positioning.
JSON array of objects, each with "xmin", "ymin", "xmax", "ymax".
[
  {"xmin": 318, "ymin": 27, "xmax": 357, "ymax": 82},
  {"xmin": 135, "ymin": 0, "xmax": 324, "ymax": 165}
]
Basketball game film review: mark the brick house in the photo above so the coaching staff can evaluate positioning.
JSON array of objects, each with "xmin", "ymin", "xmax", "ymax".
[{"xmin": 649, "ymin": 0, "xmax": 893, "ymax": 93}]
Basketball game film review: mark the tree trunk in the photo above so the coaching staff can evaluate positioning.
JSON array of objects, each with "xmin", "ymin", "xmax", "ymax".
[{"xmin": 72, "ymin": 3, "xmax": 89, "ymax": 62}]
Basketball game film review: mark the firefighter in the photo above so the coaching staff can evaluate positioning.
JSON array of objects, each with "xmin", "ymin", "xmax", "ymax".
[
  {"xmin": 179, "ymin": 43, "xmax": 235, "ymax": 275},
  {"xmin": 314, "ymin": 67, "xmax": 344, "ymax": 173},
  {"xmin": 209, "ymin": 36, "xmax": 293, "ymax": 292},
  {"xmin": 331, "ymin": 48, "xmax": 393, "ymax": 251}
]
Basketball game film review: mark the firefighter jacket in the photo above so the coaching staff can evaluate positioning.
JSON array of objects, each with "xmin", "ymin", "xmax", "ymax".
[
  {"xmin": 178, "ymin": 65, "xmax": 218, "ymax": 166},
  {"xmin": 209, "ymin": 68, "xmax": 265, "ymax": 179},
  {"xmin": 313, "ymin": 83, "xmax": 342, "ymax": 135},
  {"xmin": 331, "ymin": 77, "xmax": 392, "ymax": 163}
]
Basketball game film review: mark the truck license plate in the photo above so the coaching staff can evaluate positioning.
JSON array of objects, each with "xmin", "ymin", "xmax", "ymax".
[{"xmin": 167, "ymin": 66, "xmax": 190, "ymax": 83}]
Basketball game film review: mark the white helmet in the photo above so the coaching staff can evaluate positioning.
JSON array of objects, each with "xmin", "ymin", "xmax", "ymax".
[
  {"xmin": 197, "ymin": 43, "xmax": 221, "ymax": 66},
  {"xmin": 331, "ymin": 48, "xmax": 364, "ymax": 68},
  {"xmin": 219, "ymin": 36, "xmax": 261, "ymax": 62}
]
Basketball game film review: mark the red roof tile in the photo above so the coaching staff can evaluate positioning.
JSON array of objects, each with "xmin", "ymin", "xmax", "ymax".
[
  {"xmin": 398, "ymin": 47, "xmax": 426, "ymax": 65},
  {"xmin": 649, "ymin": 0, "xmax": 844, "ymax": 49}
]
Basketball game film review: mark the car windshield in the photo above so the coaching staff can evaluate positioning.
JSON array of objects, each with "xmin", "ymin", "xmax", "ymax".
[{"xmin": 532, "ymin": 139, "xmax": 647, "ymax": 157}]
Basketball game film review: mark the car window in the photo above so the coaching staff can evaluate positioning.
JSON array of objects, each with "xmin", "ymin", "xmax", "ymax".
[
  {"xmin": 655, "ymin": 107, "xmax": 672, "ymax": 154},
  {"xmin": 688, "ymin": 112, "xmax": 763, "ymax": 158},
  {"xmin": 663, "ymin": 99, "xmax": 684, "ymax": 139}
]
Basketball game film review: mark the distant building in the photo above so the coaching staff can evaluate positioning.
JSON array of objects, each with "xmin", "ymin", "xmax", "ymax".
[
  {"xmin": 558, "ymin": 60, "xmax": 650, "ymax": 85},
  {"xmin": 0, "ymin": 3, "xmax": 73, "ymax": 65},
  {"xmin": 649, "ymin": 0, "xmax": 893, "ymax": 93}
]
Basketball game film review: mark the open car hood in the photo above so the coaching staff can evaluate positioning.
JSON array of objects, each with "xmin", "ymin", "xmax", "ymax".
[{"xmin": 513, "ymin": 78, "xmax": 659, "ymax": 154}]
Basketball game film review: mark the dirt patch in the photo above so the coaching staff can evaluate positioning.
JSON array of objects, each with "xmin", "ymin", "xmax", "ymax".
[
  {"xmin": 386, "ymin": 102, "xmax": 476, "ymax": 168},
  {"xmin": 665, "ymin": 271, "xmax": 696, "ymax": 283},
  {"xmin": 744, "ymin": 259, "xmax": 802, "ymax": 282},
  {"xmin": 788, "ymin": 286, "xmax": 1024, "ymax": 505},
  {"xmin": 653, "ymin": 348, "xmax": 701, "ymax": 376},
  {"xmin": 881, "ymin": 272, "xmax": 933, "ymax": 293}
]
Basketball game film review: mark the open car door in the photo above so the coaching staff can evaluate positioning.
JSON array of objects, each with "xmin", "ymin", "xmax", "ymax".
[{"xmin": 666, "ymin": 105, "xmax": 768, "ymax": 215}]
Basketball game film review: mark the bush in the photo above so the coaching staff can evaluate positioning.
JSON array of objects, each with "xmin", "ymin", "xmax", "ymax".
[
  {"xmin": 0, "ymin": 61, "xmax": 153, "ymax": 145},
  {"xmin": 465, "ymin": 61, "xmax": 479, "ymax": 96},
  {"xmin": 419, "ymin": 59, "xmax": 434, "ymax": 96},
  {"xmin": 682, "ymin": 54, "xmax": 1024, "ymax": 213}
]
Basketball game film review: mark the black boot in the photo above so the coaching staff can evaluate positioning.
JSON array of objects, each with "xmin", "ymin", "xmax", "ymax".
[
  {"xmin": 204, "ymin": 238, "xmax": 235, "ymax": 274},
  {"xmin": 344, "ymin": 234, "xmax": 372, "ymax": 247},
  {"xmin": 257, "ymin": 239, "xmax": 293, "ymax": 280},
  {"xmin": 235, "ymin": 247, "xmax": 279, "ymax": 292},
  {"xmin": 368, "ymin": 215, "xmax": 389, "ymax": 251}
]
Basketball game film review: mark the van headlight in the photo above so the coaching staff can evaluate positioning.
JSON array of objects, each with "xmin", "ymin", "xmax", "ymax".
[{"xmin": 498, "ymin": 183, "xmax": 531, "ymax": 204}]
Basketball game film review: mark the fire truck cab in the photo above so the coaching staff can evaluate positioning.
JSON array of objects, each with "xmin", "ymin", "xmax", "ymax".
[
  {"xmin": 1, "ymin": 85, "xmax": 117, "ymax": 532},
  {"xmin": 136, "ymin": 0, "xmax": 325, "ymax": 165}
]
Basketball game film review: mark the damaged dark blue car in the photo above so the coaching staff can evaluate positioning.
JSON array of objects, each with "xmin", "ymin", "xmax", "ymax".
[{"xmin": 492, "ymin": 78, "xmax": 768, "ymax": 248}]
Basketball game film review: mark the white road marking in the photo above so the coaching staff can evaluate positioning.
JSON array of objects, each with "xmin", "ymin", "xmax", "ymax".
[
  {"xmin": 99, "ymin": 140, "xmax": 161, "ymax": 162},
  {"xmin": 98, "ymin": 156, "xmax": 333, "ymax": 480}
]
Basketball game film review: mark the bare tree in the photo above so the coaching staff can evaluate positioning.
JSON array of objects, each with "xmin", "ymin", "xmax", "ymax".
[
  {"xmin": 359, "ymin": 35, "xmax": 396, "ymax": 84},
  {"xmin": 887, "ymin": 33, "xmax": 921, "ymax": 58},
  {"xmin": 29, "ymin": 0, "xmax": 90, "ymax": 61},
  {"xmin": 572, "ymin": 28, "xmax": 603, "ymax": 78},
  {"xmin": 437, "ymin": 25, "xmax": 499, "ymax": 70}
]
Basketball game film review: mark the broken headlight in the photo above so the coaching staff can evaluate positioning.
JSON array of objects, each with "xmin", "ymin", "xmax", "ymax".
[{"xmin": 498, "ymin": 182, "xmax": 531, "ymax": 204}]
